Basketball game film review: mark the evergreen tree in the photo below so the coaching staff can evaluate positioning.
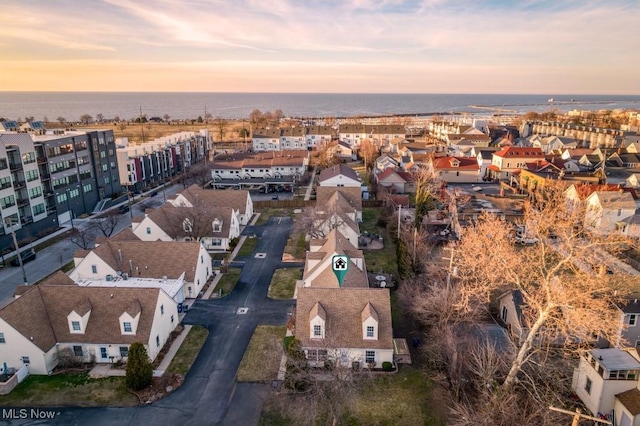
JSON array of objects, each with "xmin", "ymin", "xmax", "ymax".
[{"xmin": 125, "ymin": 342, "xmax": 153, "ymax": 390}]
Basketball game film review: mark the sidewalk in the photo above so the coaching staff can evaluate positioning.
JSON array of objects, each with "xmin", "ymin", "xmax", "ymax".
[
  {"xmin": 203, "ymin": 212, "xmax": 262, "ymax": 299},
  {"xmin": 304, "ymin": 166, "xmax": 317, "ymax": 201},
  {"xmin": 89, "ymin": 324, "xmax": 193, "ymax": 378}
]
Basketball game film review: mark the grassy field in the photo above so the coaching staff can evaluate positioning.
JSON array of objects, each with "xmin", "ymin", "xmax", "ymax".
[
  {"xmin": 268, "ymin": 268, "xmax": 302, "ymax": 299},
  {"xmin": 237, "ymin": 326, "xmax": 286, "ymax": 382},
  {"xmin": 0, "ymin": 373, "xmax": 137, "ymax": 407},
  {"xmin": 65, "ymin": 121, "xmax": 246, "ymax": 144},
  {"xmin": 360, "ymin": 208, "xmax": 397, "ymax": 274},
  {"xmin": 167, "ymin": 325, "xmax": 209, "ymax": 375},
  {"xmin": 215, "ymin": 267, "xmax": 242, "ymax": 296},
  {"xmin": 284, "ymin": 231, "xmax": 306, "ymax": 260},
  {"xmin": 260, "ymin": 367, "xmax": 444, "ymax": 425},
  {"xmin": 237, "ymin": 237, "xmax": 258, "ymax": 257}
]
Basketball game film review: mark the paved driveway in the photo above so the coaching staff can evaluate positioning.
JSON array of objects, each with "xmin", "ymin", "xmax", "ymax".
[{"xmin": 37, "ymin": 217, "xmax": 297, "ymax": 426}]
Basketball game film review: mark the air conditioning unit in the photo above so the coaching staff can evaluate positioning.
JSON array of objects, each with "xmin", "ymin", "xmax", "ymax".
[
  {"xmin": 122, "ymin": 273, "xmax": 129, "ymax": 280},
  {"xmin": 105, "ymin": 275, "xmax": 114, "ymax": 282}
]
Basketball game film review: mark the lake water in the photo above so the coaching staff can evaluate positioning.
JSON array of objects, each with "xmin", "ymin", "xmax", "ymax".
[{"xmin": 0, "ymin": 92, "xmax": 638, "ymax": 122}]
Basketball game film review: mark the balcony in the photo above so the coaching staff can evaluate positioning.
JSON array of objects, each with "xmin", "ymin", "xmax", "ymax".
[{"xmin": 8, "ymin": 162, "xmax": 23, "ymax": 171}]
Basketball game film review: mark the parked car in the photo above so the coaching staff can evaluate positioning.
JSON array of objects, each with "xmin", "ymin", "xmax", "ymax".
[
  {"xmin": 272, "ymin": 195, "xmax": 279, "ymax": 200},
  {"xmin": 118, "ymin": 205, "xmax": 130, "ymax": 214},
  {"xmin": 10, "ymin": 249, "xmax": 36, "ymax": 266}
]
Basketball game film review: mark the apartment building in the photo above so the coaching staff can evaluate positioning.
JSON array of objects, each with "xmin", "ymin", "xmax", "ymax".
[
  {"xmin": 1, "ymin": 124, "xmax": 121, "ymax": 249},
  {"xmin": 116, "ymin": 130, "xmax": 211, "ymax": 190}
]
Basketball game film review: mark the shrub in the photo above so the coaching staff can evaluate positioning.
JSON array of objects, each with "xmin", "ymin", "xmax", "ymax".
[
  {"xmin": 382, "ymin": 361, "xmax": 393, "ymax": 371},
  {"xmin": 125, "ymin": 342, "xmax": 154, "ymax": 390}
]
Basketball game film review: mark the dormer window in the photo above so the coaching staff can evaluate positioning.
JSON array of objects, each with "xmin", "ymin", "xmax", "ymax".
[
  {"xmin": 183, "ymin": 218, "xmax": 193, "ymax": 233},
  {"xmin": 313, "ymin": 325, "xmax": 322, "ymax": 337},
  {"xmin": 123, "ymin": 322, "xmax": 132, "ymax": 333},
  {"xmin": 71, "ymin": 321, "xmax": 81, "ymax": 332},
  {"xmin": 366, "ymin": 326, "xmax": 374, "ymax": 338},
  {"xmin": 212, "ymin": 219, "xmax": 222, "ymax": 232}
]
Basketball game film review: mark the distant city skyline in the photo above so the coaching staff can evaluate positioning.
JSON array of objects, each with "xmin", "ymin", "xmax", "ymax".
[{"xmin": 1, "ymin": 0, "xmax": 639, "ymax": 95}]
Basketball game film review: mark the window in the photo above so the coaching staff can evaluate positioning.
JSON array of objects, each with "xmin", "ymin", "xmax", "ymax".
[
  {"xmin": 22, "ymin": 152, "xmax": 36, "ymax": 164},
  {"xmin": 160, "ymin": 305, "xmax": 164, "ymax": 315},
  {"xmin": 585, "ymin": 377, "xmax": 592, "ymax": 394},
  {"xmin": 69, "ymin": 188, "xmax": 79, "ymax": 199},
  {"xmin": 146, "ymin": 227, "xmax": 151, "ymax": 235},
  {"xmin": 171, "ymin": 315, "xmax": 174, "ymax": 324},
  {"xmin": 91, "ymin": 265, "xmax": 97, "ymax": 274},
  {"xmin": 123, "ymin": 322, "xmax": 132, "ymax": 333},
  {"xmin": 71, "ymin": 321, "xmax": 81, "ymax": 331},
  {"xmin": 213, "ymin": 221, "xmax": 222, "ymax": 232},
  {"xmin": 32, "ymin": 203, "xmax": 45, "ymax": 216},
  {"xmin": 56, "ymin": 193, "xmax": 67, "ymax": 204},
  {"xmin": 28, "ymin": 186, "xmax": 43, "ymax": 199},
  {"xmin": 73, "ymin": 345, "xmax": 83, "ymax": 357},
  {"xmin": 156, "ymin": 335, "xmax": 160, "ymax": 347},
  {"xmin": 83, "ymin": 183, "xmax": 92, "ymax": 193},
  {"xmin": 183, "ymin": 218, "xmax": 193, "ymax": 233},
  {"xmin": 0, "ymin": 195, "xmax": 15, "ymax": 209},
  {"xmin": 200, "ymin": 255, "xmax": 203, "ymax": 264},
  {"xmin": 625, "ymin": 314, "xmax": 637, "ymax": 327},
  {"xmin": 365, "ymin": 350, "xmax": 375, "ymax": 364},
  {"xmin": 0, "ymin": 333, "xmax": 5, "ymax": 343},
  {"xmin": 25, "ymin": 169, "xmax": 39, "ymax": 182},
  {"xmin": 366, "ymin": 326, "xmax": 375, "ymax": 338},
  {"xmin": 0, "ymin": 176, "xmax": 10, "ymax": 190},
  {"xmin": 120, "ymin": 346, "xmax": 129, "ymax": 358},
  {"xmin": 211, "ymin": 238, "xmax": 222, "ymax": 246},
  {"xmin": 502, "ymin": 306, "xmax": 508, "ymax": 322},
  {"xmin": 313, "ymin": 325, "xmax": 322, "ymax": 337},
  {"xmin": 21, "ymin": 356, "xmax": 30, "ymax": 365}
]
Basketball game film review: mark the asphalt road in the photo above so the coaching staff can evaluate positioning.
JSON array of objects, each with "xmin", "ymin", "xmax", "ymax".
[
  {"xmin": 30, "ymin": 216, "xmax": 298, "ymax": 426},
  {"xmin": 0, "ymin": 185, "xmax": 182, "ymax": 305}
]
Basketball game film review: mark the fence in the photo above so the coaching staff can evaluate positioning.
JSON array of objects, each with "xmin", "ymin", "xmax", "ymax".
[{"xmin": 0, "ymin": 365, "xmax": 29, "ymax": 395}]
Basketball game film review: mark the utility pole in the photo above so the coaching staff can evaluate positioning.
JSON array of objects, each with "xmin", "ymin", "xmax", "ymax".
[
  {"xmin": 548, "ymin": 406, "xmax": 611, "ymax": 426},
  {"xmin": 6, "ymin": 218, "xmax": 28, "ymax": 285},
  {"xmin": 139, "ymin": 106, "xmax": 145, "ymax": 143},
  {"xmin": 397, "ymin": 204, "xmax": 402, "ymax": 241}
]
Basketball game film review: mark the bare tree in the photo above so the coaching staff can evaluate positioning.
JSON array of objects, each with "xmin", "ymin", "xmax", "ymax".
[
  {"xmin": 358, "ymin": 138, "xmax": 378, "ymax": 170},
  {"xmin": 294, "ymin": 206, "xmax": 348, "ymax": 240},
  {"xmin": 249, "ymin": 109, "xmax": 264, "ymax": 129},
  {"xmin": 212, "ymin": 117, "xmax": 228, "ymax": 142},
  {"xmin": 95, "ymin": 113, "xmax": 104, "ymax": 123},
  {"xmin": 57, "ymin": 116, "xmax": 66, "ymax": 125},
  {"xmin": 310, "ymin": 141, "xmax": 339, "ymax": 169},
  {"xmin": 183, "ymin": 163, "xmax": 212, "ymax": 188},
  {"xmin": 68, "ymin": 227, "xmax": 96, "ymax": 250},
  {"xmin": 452, "ymin": 187, "xmax": 631, "ymax": 390},
  {"xmin": 80, "ymin": 114, "xmax": 93, "ymax": 125},
  {"xmin": 90, "ymin": 210, "xmax": 121, "ymax": 237},
  {"xmin": 163, "ymin": 114, "xmax": 171, "ymax": 122}
]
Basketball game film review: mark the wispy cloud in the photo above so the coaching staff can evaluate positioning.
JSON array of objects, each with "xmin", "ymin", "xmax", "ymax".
[{"xmin": 0, "ymin": 0, "xmax": 638, "ymax": 93}]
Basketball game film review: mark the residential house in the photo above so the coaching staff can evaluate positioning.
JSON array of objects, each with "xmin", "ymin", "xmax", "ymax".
[
  {"xmin": 316, "ymin": 190, "xmax": 358, "ymax": 223},
  {"xmin": 572, "ymin": 348, "xmax": 640, "ymax": 422},
  {"xmin": 374, "ymin": 169, "xmax": 415, "ymax": 194},
  {"xmin": 487, "ymin": 147, "xmax": 545, "ymax": 180},
  {"xmin": 531, "ymin": 135, "xmax": 578, "ymax": 154},
  {"xmin": 338, "ymin": 124, "xmax": 405, "ymax": 149},
  {"xmin": 335, "ymin": 141, "xmax": 356, "ymax": 161},
  {"xmin": 280, "ymin": 127, "xmax": 306, "ymax": 150},
  {"xmin": 373, "ymin": 154, "xmax": 399, "ymax": 175},
  {"xmin": 584, "ymin": 191, "xmax": 637, "ymax": 235},
  {"xmin": 302, "ymin": 229, "xmax": 368, "ymax": 289},
  {"xmin": 431, "ymin": 156, "xmax": 480, "ymax": 183},
  {"xmin": 312, "ymin": 211, "xmax": 360, "ymax": 248},
  {"xmin": 251, "ymin": 128, "xmax": 281, "ymax": 151},
  {"xmin": 498, "ymin": 290, "xmax": 527, "ymax": 344},
  {"xmin": 211, "ymin": 150, "xmax": 308, "ymax": 181},
  {"xmin": 0, "ymin": 284, "xmax": 178, "ymax": 374},
  {"xmin": 305, "ymin": 125, "xmax": 334, "ymax": 150},
  {"xmin": 316, "ymin": 187, "xmax": 362, "ymax": 221},
  {"xmin": 295, "ymin": 287, "xmax": 394, "ymax": 369},
  {"xmin": 318, "ymin": 164, "xmax": 361, "ymax": 187},
  {"xmin": 617, "ymin": 299, "xmax": 640, "ymax": 349},
  {"xmin": 132, "ymin": 203, "xmax": 240, "ymax": 251},
  {"xmin": 69, "ymin": 239, "xmax": 212, "ymax": 299},
  {"xmin": 473, "ymin": 147, "xmax": 499, "ymax": 180},
  {"xmin": 170, "ymin": 184, "xmax": 254, "ymax": 226},
  {"xmin": 626, "ymin": 174, "xmax": 640, "ymax": 189}
]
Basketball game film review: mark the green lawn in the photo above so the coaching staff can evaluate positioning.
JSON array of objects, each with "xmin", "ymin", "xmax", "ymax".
[
  {"xmin": 284, "ymin": 231, "xmax": 306, "ymax": 260},
  {"xmin": 167, "ymin": 325, "xmax": 209, "ymax": 375},
  {"xmin": 260, "ymin": 367, "xmax": 445, "ymax": 426},
  {"xmin": 360, "ymin": 208, "xmax": 397, "ymax": 274},
  {"xmin": 237, "ymin": 237, "xmax": 258, "ymax": 257},
  {"xmin": 268, "ymin": 268, "xmax": 302, "ymax": 299},
  {"xmin": 237, "ymin": 326, "xmax": 286, "ymax": 382},
  {"xmin": 0, "ymin": 373, "xmax": 137, "ymax": 407},
  {"xmin": 215, "ymin": 267, "xmax": 242, "ymax": 296}
]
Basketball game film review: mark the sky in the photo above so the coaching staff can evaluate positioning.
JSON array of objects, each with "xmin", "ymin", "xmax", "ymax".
[{"xmin": 0, "ymin": 0, "xmax": 638, "ymax": 94}]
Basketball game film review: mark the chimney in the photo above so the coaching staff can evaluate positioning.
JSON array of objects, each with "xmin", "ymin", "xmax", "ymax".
[{"xmin": 118, "ymin": 249, "xmax": 122, "ymax": 262}]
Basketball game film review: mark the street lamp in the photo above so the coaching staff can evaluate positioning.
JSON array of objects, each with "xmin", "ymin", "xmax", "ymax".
[
  {"xmin": 5, "ymin": 217, "xmax": 28, "ymax": 285},
  {"xmin": 65, "ymin": 189, "xmax": 75, "ymax": 230}
]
